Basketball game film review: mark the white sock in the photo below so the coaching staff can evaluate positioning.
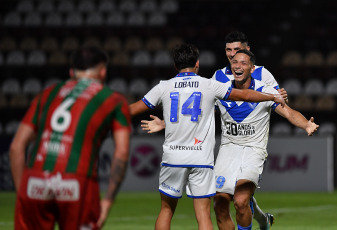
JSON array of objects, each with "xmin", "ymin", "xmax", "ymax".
[{"xmin": 252, "ymin": 196, "xmax": 267, "ymax": 227}]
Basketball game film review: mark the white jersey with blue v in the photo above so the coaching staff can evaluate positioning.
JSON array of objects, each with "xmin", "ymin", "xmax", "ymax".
[
  {"xmin": 142, "ymin": 72, "xmax": 232, "ymax": 167},
  {"xmin": 215, "ymin": 78, "xmax": 279, "ymax": 152}
]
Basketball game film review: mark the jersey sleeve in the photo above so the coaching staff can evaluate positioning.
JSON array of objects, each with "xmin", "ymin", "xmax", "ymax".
[
  {"xmin": 111, "ymin": 95, "xmax": 132, "ymax": 132},
  {"xmin": 21, "ymin": 94, "xmax": 41, "ymax": 133},
  {"xmin": 142, "ymin": 83, "xmax": 164, "ymax": 109},
  {"xmin": 261, "ymin": 67, "xmax": 280, "ymax": 90},
  {"xmin": 263, "ymin": 85, "xmax": 280, "ymax": 110},
  {"xmin": 212, "ymin": 80, "xmax": 233, "ymax": 100}
]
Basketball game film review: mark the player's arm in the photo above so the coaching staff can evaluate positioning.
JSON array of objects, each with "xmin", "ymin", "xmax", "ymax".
[
  {"xmin": 97, "ymin": 128, "xmax": 130, "ymax": 228},
  {"xmin": 129, "ymin": 100, "xmax": 151, "ymax": 116},
  {"xmin": 228, "ymin": 88, "xmax": 285, "ymax": 107},
  {"xmin": 9, "ymin": 123, "xmax": 36, "ymax": 191},
  {"xmin": 275, "ymin": 104, "xmax": 319, "ymax": 136}
]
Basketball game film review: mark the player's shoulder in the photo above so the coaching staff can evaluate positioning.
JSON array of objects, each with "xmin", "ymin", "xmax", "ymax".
[
  {"xmin": 255, "ymin": 79, "xmax": 277, "ymax": 93},
  {"xmin": 212, "ymin": 67, "xmax": 232, "ymax": 83}
]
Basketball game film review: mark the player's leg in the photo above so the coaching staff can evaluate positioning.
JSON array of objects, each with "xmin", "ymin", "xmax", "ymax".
[
  {"xmin": 193, "ymin": 197, "xmax": 213, "ymax": 230},
  {"xmin": 234, "ymin": 179, "xmax": 256, "ymax": 230},
  {"xmin": 252, "ymin": 196, "xmax": 274, "ymax": 229},
  {"xmin": 214, "ymin": 144, "xmax": 241, "ymax": 230},
  {"xmin": 186, "ymin": 167, "xmax": 216, "ymax": 230},
  {"xmin": 213, "ymin": 192, "xmax": 235, "ymax": 230},
  {"xmin": 155, "ymin": 193, "xmax": 179, "ymax": 230},
  {"xmin": 156, "ymin": 166, "xmax": 186, "ymax": 229}
]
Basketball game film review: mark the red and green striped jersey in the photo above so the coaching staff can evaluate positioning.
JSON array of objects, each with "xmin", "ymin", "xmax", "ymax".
[{"xmin": 22, "ymin": 78, "xmax": 131, "ymax": 178}]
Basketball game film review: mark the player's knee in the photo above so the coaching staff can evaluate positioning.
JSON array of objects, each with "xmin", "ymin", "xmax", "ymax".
[{"xmin": 233, "ymin": 196, "xmax": 250, "ymax": 215}]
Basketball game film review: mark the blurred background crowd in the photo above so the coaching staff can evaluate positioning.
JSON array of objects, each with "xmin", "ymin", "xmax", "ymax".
[{"xmin": 0, "ymin": 0, "xmax": 336, "ymax": 189}]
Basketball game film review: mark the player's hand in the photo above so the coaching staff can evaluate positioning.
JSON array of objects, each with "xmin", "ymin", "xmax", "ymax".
[
  {"xmin": 141, "ymin": 115, "xmax": 165, "ymax": 133},
  {"xmin": 278, "ymin": 88, "xmax": 288, "ymax": 104},
  {"xmin": 96, "ymin": 199, "xmax": 113, "ymax": 229},
  {"xmin": 306, "ymin": 117, "xmax": 319, "ymax": 136},
  {"xmin": 273, "ymin": 94, "xmax": 285, "ymax": 107}
]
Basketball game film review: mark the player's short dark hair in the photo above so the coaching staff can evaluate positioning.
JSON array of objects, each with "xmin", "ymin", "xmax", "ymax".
[
  {"xmin": 225, "ymin": 31, "xmax": 248, "ymax": 45},
  {"xmin": 235, "ymin": 49, "xmax": 256, "ymax": 65},
  {"xmin": 171, "ymin": 43, "xmax": 199, "ymax": 71},
  {"xmin": 71, "ymin": 46, "xmax": 108, "ymax": 70}
]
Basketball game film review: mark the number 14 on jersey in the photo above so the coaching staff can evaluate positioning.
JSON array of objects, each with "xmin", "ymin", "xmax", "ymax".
[{"xmin": 170, "ymin": 92, "xmax": 202, "ymax": 122}]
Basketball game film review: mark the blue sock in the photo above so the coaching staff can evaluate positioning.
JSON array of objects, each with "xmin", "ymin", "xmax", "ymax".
[{"xmin": 237, "ymin": 223, "xmax": 252, "ymax": 230}]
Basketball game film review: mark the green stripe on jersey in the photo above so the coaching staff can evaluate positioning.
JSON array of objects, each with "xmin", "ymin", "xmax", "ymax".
[
  {"xmin": 28, "ymin": 82, "xmax": 65, "ymax": 168},
  {"xmin": 87, "ymin": 104, "xmax": 120, "ymax": 177},
  {"xmin": 43, "ymin": 80, "xmax": 91, "ymax": 171},
  {"xmin": 66, "ymin": 88, "xmax": 113, "ymax": 173}
]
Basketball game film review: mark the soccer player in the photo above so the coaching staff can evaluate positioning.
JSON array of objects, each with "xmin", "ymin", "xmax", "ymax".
[
  {"xmin": 212, "ymin": 31, "xmax": 285, "ymax": 230},
  {"xmin": 213, "ymin": 50, "xmax": 318, "ymax": 230},
  {"xmin": 9, "ymin": 46, "xmax": 131, "ymax": 230},
  {"xmin": 142, "ymin": 50, "xmax": 318, "ymax": 230},
  {"xmin": 129, "ymin": 43, "xmax": 285, "ymax": 230}
]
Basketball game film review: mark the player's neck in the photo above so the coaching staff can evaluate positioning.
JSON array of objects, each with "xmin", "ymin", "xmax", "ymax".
[
  {"xmin": 179, "ymin": 67, "xmax": 197, "ymax": 74},
  {"xmin": 234, "ymin": 77, "xmax": 251, "ymax": 89}
]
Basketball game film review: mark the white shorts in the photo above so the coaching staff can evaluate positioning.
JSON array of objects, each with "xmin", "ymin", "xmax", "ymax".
[
  {"xmin": 214, "ymin": 144, "xmax": 266, "ymax": 195},
  {"xmin": 159, "ymin": 165, "xmax": 216, "ymax": 199}
]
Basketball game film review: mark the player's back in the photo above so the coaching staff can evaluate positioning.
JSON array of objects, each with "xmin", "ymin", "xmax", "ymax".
[
  {"xmin": 23, "ymin": 78, "xmax": 130, "ymax": 177},
  {"xmin": 144, "ymin": 72, "xmax": 231, "ymax": 167}
]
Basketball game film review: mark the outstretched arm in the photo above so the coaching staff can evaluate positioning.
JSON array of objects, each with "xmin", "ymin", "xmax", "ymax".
[
  {"xmin": 97, "ymin": 128, "xmax": 130, "ymax": 228},
  {"xmin": 275, "ymin": 104, "xmax": 319, "ymax": 136},
  {"xmin": 141, "ymin": 115, "xmax": 165, "ymax": 133},
  {"xmin": 129, "ymin": 100, "xmax": 150, "ymax": 116},
  {"xmin": 228, "ymin": 88, "xmax": 285, "ymax": 107}
]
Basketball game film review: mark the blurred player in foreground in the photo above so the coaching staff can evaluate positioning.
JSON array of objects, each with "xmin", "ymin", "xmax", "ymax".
[
  {"xmin": 142, "ymin": 50, "xmax": 318, "ymax": 230},
  {"xmin": 129, "ymin": 43, "xmax": 285, "ymax": 230},
  {"xmin": 9, "ymin": 46, "xmax": 131, "ymax": 230}
]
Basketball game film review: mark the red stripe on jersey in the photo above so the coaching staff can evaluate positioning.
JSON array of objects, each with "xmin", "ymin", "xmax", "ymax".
[
  {"xmin": 52, "ymin": 83, "xmax": 104, "ymax": 173},
  {"xmin": 31, "ymin": 94, "xmax": 65, "ymax": 171},
  {"xmin": 75, "ymin": 93, "xmax": 130, "ymax": 176},
  {"xmin": 21, "ymin": 85, "xmax": 56, "ymax": 132}
]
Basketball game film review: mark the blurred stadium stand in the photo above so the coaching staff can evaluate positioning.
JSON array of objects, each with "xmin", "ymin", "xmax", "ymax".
[{"xmin": 0, "ymin": 0, "xmax": 337, "ymax": 189}]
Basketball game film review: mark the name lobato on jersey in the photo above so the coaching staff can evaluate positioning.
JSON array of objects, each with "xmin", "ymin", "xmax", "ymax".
[
  {"xmin": 212, "ymin": 65, "xmax": 280, "ymax": 90},
  {"xmin": 142, "ymin": 72, "xmax": 232, "ymax": 168},
  {"xmin": 216, "ymin": 78, "xmax": 279, "ymax": 153}
]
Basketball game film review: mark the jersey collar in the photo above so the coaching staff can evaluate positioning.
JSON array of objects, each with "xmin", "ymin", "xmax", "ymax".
[{"xmin": 175, "ymin": 72, "xmax": 198, "ymax": 77}]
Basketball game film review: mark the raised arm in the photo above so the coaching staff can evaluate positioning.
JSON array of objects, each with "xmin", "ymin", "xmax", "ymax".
[
  {"xmin": 9, "ymin": 123, "xmax": 36, "ymax": 192},
  {"xmin": 275, "ymin": 104, "xmax": 319, "ymax": 136},
  {"xmin": 228, "ymin": 88, "xmax": 285, "ymax": 107},
  {"xmin": 97, "ymin": 128, "xmax": 130, "ymax": 228},
  {"xmin": 129, "ymin": 100, "xmax": 151, "ymax": 116}
]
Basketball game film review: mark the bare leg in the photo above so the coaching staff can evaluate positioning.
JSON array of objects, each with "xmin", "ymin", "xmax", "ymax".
[
  {"xmin": 193, "ymin": 197, "xmax": 213, "ymax": 230},
  {"xmin": 234, "ymin": 179, "xmax": 256, "ymax": 228},
  {"xmin": 155, "ymin": 193, "xmax": 178, "ymax": 230},
  {"xmin": 213, "ymin": 192, "xmax": 235, "ymax": 230}
]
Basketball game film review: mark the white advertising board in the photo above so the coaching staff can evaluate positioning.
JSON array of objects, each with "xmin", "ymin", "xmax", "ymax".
[
  {"xmin": 259, "ymin": 136, "xmax": 334, "ymax": 192},
  {"xmin": 99, "ymin": 136, "xmax": 334, "ymax": 192}
]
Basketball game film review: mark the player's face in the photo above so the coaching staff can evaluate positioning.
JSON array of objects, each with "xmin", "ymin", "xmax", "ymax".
[
  {"xmin": 225, "ymin": 42, "xmax": 248, "ymax": 63},
  {"xmin": 231, "ymin": 53, "xmax": 255, "ymax": 84}
]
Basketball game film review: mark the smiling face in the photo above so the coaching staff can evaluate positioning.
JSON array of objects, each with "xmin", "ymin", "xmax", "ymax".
[
  {"xmin": 225, "ymin": 42, "xmax": 250, "ymax": 63},
  {"xmin": 231, "ymin": 52, "xmax": 255, "ymax": 87}
]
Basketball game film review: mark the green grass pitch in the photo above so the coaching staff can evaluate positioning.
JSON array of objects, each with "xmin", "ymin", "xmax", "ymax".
[{"xmin": 1, "ymin": 191, "xmax": 337, "ymax": 229}]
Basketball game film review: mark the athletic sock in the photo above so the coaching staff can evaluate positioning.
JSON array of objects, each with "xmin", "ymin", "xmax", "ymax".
[
  {"xmin": 237, "ymin": 223, "xmax": 252, "ymax": 230},
  {"xmin": 252, "ymin": 196, "xmax": 267, "ymax": 226}
]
